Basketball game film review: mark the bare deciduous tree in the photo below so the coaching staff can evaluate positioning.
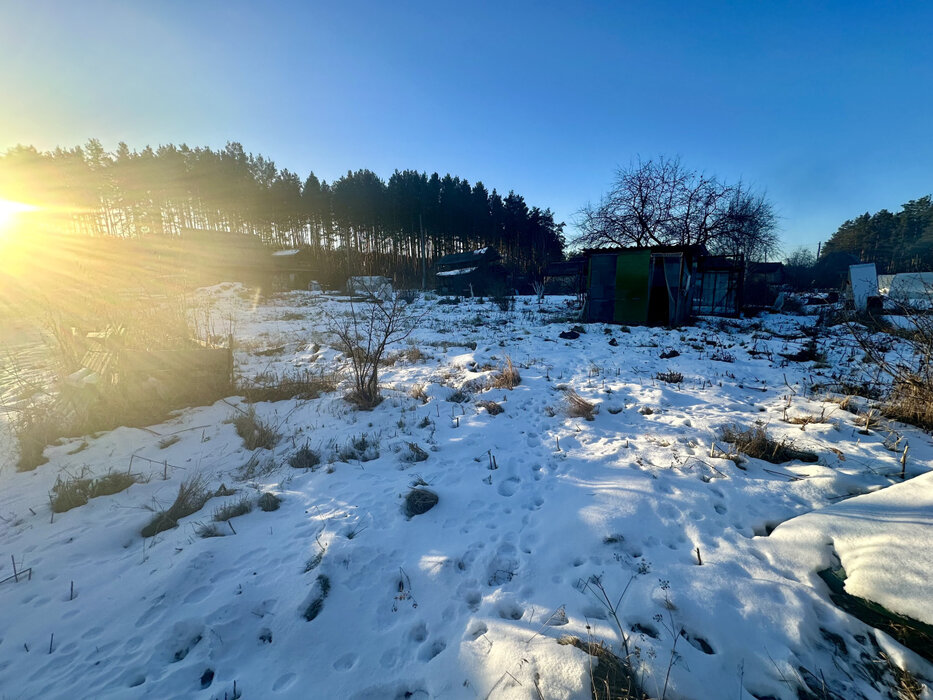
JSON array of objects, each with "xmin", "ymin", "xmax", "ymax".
[{"xmin": 576, "ymin": 156, "xmax": 779, "ymax": 261}]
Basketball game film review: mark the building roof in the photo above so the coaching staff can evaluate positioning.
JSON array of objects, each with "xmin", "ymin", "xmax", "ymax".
[{"xmin": 435, "ymin": 247, "xmax": 499, "ymax": 268}]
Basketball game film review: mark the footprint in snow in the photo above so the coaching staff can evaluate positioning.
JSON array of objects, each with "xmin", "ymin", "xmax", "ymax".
[{"xmin": 497, "ymin": 477, "xmax": 520, "ymax": 497}]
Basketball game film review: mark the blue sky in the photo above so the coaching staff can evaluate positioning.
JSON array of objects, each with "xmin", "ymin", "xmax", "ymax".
[{"xmin": 2, "ymin": 1, "xmax": 931, "ymax": 254}]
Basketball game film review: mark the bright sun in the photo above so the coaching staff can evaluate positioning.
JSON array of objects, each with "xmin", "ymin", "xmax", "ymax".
[{"xmin": 0, "ymin": 198, "xmax": 39, "ymax": 233}]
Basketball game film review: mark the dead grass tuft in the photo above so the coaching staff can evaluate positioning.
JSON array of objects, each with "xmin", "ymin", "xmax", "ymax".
[
  {"xmin": 489, "ymin": 356, "xmax": 521, "ymax": 390},
  {"xmin": 289, "ymin": 443, "xmax": 321, "ymax": 470},
  {"xmin": 565, "ymin": 389, "xmax": 598, "ymax": 421},
  {"xmin": 141, "ymin": 475, "xmax": 211, "ymax": 537},
  {"xmin": 719, "ymin": 425, "xmax": 818, "ymax": 464},
  {"xmin": 213, "ymin": 496, "xmax": 253, "ymax": 522},
  {"xmin": 655, "ymin": 370, "xmax": 684, "ymax": 384},
  {"xmin": 233, "ymin": 407, "xmax": 280, "ymax": 451},
  {"xmin": 476, "ymin": 400, "xmax": 504, "ymax": 416}
]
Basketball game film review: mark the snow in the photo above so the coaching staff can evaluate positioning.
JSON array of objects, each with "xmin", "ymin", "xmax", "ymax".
[
  {"xmin": 1, "ymin": 289, "xmax": 931, "ymax": 699},
  {"xmin": 271, "ymin": 249, "xmax": 300, "ymax": 256},
  {"xmin": 437, "ymin": 267, "xmax": 477, "ymax": 277}
]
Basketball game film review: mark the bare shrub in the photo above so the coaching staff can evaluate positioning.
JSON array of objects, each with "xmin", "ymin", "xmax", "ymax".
[
  {"xmin": 476, "ymin": 400, "xmax": 504, "ymax": 416},
  {"xmin": 659, "ymin": 348, "xmax": 680, "ymax": 359},
  {"xmin": 719, "ymin": 425, "xmax": 818, "ymax": 464},
  {"xmin": 489, "ymin": 356, "xmax": 521, "ymax": 390},
  {"xmin": 233, "ymin": 407, "xmax": 280, "ymax": 450},
  {"xmin": 565, "ymin": 389, "xmax": 597, "ymax": 421},
  {"xmin": 141, "ymin": 475, "xmax": 211, "ymax": 537},
  {"xmin": 289, "ymin": 443, "xmax": 321, "ymax": 470},
  {"xmin": 324, "ymin": 292, "xmax": 424, "ymax": 409},
  {"xmin": 447, "ymin": 389, "xmax": 471, "ymax": 403},
  {"xmin": 213, "ymin": 496, "xmax": 253, "ymax": 522}
]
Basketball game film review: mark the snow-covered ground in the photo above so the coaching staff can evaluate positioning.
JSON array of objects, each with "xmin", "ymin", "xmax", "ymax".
[{"xmin": 0, "ymin": 285, "xmax": 931, "ymax": 700}]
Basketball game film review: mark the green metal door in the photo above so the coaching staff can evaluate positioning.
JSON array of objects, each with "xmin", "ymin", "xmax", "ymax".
[{"xmin": 614, "ymin": 250, "xmax": 651, "ymax": 324}]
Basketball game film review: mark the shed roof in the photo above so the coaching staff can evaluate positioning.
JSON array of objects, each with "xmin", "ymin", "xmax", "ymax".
[{"xmin": 435, "ymin": 247, "xmax": 499, "ymax": 268}]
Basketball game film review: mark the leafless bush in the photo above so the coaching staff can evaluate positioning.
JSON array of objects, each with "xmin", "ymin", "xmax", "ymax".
[
  {"xmin": 655, "ymin": 370, "xmax": 684, "ymax": 384},
  {"xmin": 324, "ymin": 292, "xmax": 424, "ymax": 409},
  {"xmin": 846, "ymin": 302, "xmax": 933, "ymax": 430},
  {"xmin": 565, "ymin": 389, "xmax": 597, "ymax": 420},
  {"xmin": 719, "ymin": 425, "xmax": 818, "ymax": 464}
]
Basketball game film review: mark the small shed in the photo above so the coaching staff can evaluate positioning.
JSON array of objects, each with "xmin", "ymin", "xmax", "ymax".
[
  {"xmin": 271, "ymin": 248, "xmax": 318, "ymax": 290},
  {"xmin": 435, "ymin": 247, "xmax": 502, "ymax": 295},
  {"xmin": 584, "ymin": 246, "xmax": 742, "ymax": 326},
  {"xmin": 543, "ymin": 258, "xmax": 586, "ymax": 297}
]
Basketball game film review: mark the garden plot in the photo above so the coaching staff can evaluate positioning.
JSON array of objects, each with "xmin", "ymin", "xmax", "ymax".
[{"xmin": 0, "ymin": 287, "xmax": 930, "ymax": 700}]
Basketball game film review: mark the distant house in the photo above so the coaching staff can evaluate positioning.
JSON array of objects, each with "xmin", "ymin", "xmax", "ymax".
[
  {"xmin": 583, "ymin": 245, "xmax": 743, "ymax": 326},
  {"xmin": 434, "ymin": 247, "xmax": 502, "ymax": 295},
  {"xmin": 271, "ymin": 248, "xmax": 318, "ymax": 290}
]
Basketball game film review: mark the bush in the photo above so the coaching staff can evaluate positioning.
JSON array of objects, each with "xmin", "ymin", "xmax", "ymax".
[
  {"xmin": 141, "ymin": 475, "xmax": 210, "ymax": 537},
  {"xmin": 289, "ymin": 443, "xmax": 321, "ymax": 470},
  {"xmin": 213, "ymin": 496, "xmax": 253, "ymax": 522},
  {"xmin": 719, "ymin": 425, "xmax": 818, "ymax": 464},
  {"xmin": 233, "ymin": 407, "xmax": 280, "ymax": 451}
]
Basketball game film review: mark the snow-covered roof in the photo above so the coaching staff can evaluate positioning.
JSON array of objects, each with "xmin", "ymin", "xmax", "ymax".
[
  {"xmin": 436, "ymin": 266, "xmax": 477, "ymax": 277},
  {"xmin": 271, "ymin": 249, "xmax": 300, "ymax": 257}
]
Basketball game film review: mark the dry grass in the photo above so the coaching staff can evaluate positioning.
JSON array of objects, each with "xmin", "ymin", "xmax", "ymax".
[
  {"xmin": 213, "ymin": 496, "xmax": 253, "ymax": 522},
  {"xmin": 141, "ymin": 475, "xmax": 211, "ymax": 537},
  {"xmin": 51, "ymin": 471, "xmax": 141, "ymax": 513},
  {"xmin": 239, "ymin": 370, "xmax": 337, "ymax": 403},
  {"xmin": 409, "ymin": 383, "xmax": 428, "ymax": 403},
  {"xmin": 233, "ymin": 407, "xmax": 280, "ymax": 451},
  {"xmin": 719, "ymin": 425, "xmax": 818, "ymax": 464},
  {"xmin": 655, "ymin": 370, "xmax": 684, "ymax": 384},
  {"xmin": 882, "ymin": 375, "xmax": 933, "ymax": 431},
  {"xmin": 289, "ymin": 443, "xmax": 321, "ymax": 470},
  {"xmin": 489, "ymin": 356, "xmax": 521, "ymax": 390},
  {"xmin": 565, "ymin": 389, "xmax": 597, "ymax": 421},
  {"xmin": 476, "ymin": 400, "xmax": 504, "ymax": 416}
]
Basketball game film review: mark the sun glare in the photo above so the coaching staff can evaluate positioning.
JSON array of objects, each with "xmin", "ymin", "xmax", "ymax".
[{"xmin": 0, "ymin": 198, "xmax": 39, "ymax": 232}]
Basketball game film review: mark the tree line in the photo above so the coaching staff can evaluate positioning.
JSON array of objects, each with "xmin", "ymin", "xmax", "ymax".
[
  {"xmin": 0, "ymin": 140, "xmax": 565, "ymax": 284},
  {"xmin": 821, "ymin": 195, "xmax": 933, "ymax": 273},
  {"xmin": 576, "ymin": 156, "xmax": 779, "ymax": 261}
]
